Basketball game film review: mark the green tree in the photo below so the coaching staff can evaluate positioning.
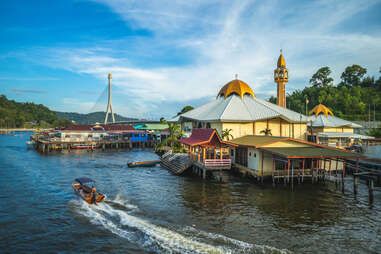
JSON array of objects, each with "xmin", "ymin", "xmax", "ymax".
[
  {"xmin": 156, "ymin": 123, "xmax": 184, "ymax": 151},
  {"xmin": 159, "ymin": 117, "xmax": 167, "ymax": 124},
  {"xmin": 177, "ymin": 105, "xmax": 194, "ymax": 116},
  {"xmin": 310, "ymin": 66, "xmax": 333, "ymax": 87},
  {"xmin": 367, "ymin": 127, "xmax": 381, "ymax": 138},
  {"xmin": 222, "ymin": 128, "xmax": 234, "ymax": 141},
  {"xmin": 340, "ymin": 64, "xmax": 367, "ymax": 86}
]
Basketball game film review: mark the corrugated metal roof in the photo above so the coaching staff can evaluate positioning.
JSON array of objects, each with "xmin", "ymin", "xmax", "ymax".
[
  {"xmin": 230, "ymin": 135, "xmax": 285, "ymax": 147},
  {"xmin": 308, "ymin": 115, "xmax": 362, "ymax": 128},
  {"xmin": 136, "ymin": 124, "xmax": 169, "ymax": 130},
  {"xmin": 318, "ymin": 132, "xmax": 374, "ymax": 139},
  {"xmin": 260, "ymin": 147, "xmax": 361, "ymax": 158},
  {"xmin": 170, "ymin": 94, "xmax": 308, "ymax": 123}
]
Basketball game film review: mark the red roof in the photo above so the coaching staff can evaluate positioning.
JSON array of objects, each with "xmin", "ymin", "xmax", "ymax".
[
  {"xmin": 179, "ymin": 128, "xmax": 236, "ymax": 147},
  {"xmin": 63, "ymin": 124, "xmax": 135, "ymax": 131}
]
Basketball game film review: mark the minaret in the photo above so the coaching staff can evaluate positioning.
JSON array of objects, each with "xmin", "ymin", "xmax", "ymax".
[
  {"xmin": 104, "ymin": 73, "xmax": 115, "ymax": 124},
  {"xmin": 274, "ymin": 49, "xmax": 289, "ymax": 108}
]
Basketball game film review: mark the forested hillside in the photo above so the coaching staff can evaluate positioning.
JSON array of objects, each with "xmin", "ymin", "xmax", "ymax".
[
  {"xmin": 55, "ymin": 111, "xmax": 136, "ymax": 124},
  {"xmin": 269, "ymin": 65, "xmax": 381, "ymax": 120},
  {"xmin": 0, "ymin": 95, "xmax": 71, "ymax": 128}
]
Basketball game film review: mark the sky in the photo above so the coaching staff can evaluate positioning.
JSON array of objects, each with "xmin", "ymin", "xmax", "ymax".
[{"xmin": 1, "ymin": 0, "xmax": 381, "ymax": 119}]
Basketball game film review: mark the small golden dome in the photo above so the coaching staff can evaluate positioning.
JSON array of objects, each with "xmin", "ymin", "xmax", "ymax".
[
  {"xmin": 277, "ymin": 54, "xmax": 286, "ymax": 68},
  {"xmin": 217, "ymin": 79, "xmax": 255, "ymax": 99},
  {"xmin": 309, "ymin": 104, "xmax": 334, "ymax": 117}
]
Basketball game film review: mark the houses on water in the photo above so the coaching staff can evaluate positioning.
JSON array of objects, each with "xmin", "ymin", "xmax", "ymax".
[{"xmin": 171, "ymin": 52, "xmax": 365, "ymax": 183}]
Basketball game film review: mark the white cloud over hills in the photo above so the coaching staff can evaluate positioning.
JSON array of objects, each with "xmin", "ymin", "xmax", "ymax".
[{"xmin": 32, "ymin": 0, "xmax": 381, "ymax": 118}]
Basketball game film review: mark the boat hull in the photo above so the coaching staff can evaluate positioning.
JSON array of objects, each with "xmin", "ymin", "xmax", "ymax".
[
  {"xmin": 72, "ymin": 183, "xmax": 105, "ymax": 204},
  {"xmin": 127, "ymin": 160, "xmax": 160, "ymax": 168}
]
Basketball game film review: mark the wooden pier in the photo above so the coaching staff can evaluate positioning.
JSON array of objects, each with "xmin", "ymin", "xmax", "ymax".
[{"xmin": 31, "ymin": 135, "xmax": 158, "ymax": 153}]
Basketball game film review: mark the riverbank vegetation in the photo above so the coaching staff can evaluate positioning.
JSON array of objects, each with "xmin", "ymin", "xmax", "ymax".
[
  {"xmin": 0, "ymin": 95, "xmax": 72, "ymax": 128},
  {"xmin": 269, "ymin": 65, "xmax": 381, "ymax": 120}
]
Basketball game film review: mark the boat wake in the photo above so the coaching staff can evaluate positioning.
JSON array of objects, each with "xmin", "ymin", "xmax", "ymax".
[{"xmin": 73, "ymin": 196, "xmax": 291, "ymax": 254}]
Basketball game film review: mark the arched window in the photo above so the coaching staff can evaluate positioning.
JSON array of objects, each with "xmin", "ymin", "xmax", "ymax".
[
  {"xmin": 197, "ymin": 122, "xmax": 202, "ymax": 128},
  {"xmin": 206, "ymin": 122, "xmax": 211, "ymax": 128}
]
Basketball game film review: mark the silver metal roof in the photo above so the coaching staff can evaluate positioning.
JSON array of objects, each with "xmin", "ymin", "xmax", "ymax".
[
  {"xmin": 318, "ymin": 132, "xmax": 373, "ymax": 139},
  {"xmin": 307, "ymin": 115, "xmax": 362, "ymax": 128},
  {"xmin": 169, "ymin": 94, "xmax": 308, "ymax": 123}
]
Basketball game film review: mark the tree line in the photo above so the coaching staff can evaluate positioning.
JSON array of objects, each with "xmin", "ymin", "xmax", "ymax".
[
  {"xmin": 0, "ymin": 95, "xmax": 72, "ymax": 128},
  {"xmin": 269, "ymin": 65, "xmax": 381, "ymax": 121}
]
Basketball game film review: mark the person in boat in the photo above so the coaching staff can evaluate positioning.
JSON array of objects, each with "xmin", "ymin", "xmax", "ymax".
[{"xmin": 90, "ymin": 187, "xmax": 97, "ymax": 204}]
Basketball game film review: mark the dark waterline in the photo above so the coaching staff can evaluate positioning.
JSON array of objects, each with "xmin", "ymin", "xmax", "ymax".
[{"xmin": 1, "ymin": 133, "xmax": 380, "ymax": 253}]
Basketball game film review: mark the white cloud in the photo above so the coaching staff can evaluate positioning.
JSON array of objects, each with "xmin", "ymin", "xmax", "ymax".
[{"xmin": 31, "ymin": 0, "xmax": 381, "ymax": 117}]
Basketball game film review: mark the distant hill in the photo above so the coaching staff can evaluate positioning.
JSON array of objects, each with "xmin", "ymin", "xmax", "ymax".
[
  {"xmin": 0, "ymin": 94, "xmax": 67, "ymax": 128},
  {"xmin": 55, "ymin": 111, "xmax": 137, "ymax": 124}
]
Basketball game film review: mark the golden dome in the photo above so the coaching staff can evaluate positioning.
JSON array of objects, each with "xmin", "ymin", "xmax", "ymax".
[
  {"xmin": 217, "ymin": 79, "xmax": 255, "ymax": 99},
  {"xmin": 309, "ymin": 104, "xmax": 334, "ymax": 117},
  {"xmin": 277, "ymin": 54, "xmax": 286, "ymax": 68}
]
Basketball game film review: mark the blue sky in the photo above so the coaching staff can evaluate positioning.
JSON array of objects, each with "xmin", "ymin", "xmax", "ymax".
[{"xmin": 1, "ymin": 0, "xmax": 381, "ymax": 119}]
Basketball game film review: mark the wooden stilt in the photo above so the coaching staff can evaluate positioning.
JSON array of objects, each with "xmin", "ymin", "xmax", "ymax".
[
  {"xmin": 302, "ymin": 159, "xmax": 305, "ymax": 183},
  {"xmin": 272, "ymin": 156, "xmax": 275, "ymax": 187},
  {"xmin": 287, "ymin": 159, "xmax": 290, "ymax": 184},
  {"xmin": 342, "ymin": 159, "xmax": 345, "ymax": 193}
]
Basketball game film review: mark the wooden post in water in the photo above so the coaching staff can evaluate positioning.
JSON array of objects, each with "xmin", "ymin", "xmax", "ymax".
[
  {"xmin": 342, "ymin": 159, "xmax": 346, "ymax": 193},
  {"xmin": 272, "ymin": 156, "xmax": 275, "ymax": 187},
  {"xmin": 283, "ymin": 162, "xmax": 287, "ymax": 186},
  {"xmin": 369, "ymin": 178, "xmax": 374, "ymax": 204},
  {"xmin": 291, "ymin": 162, "xmax": 294, "ymax": 191},
  {"xmin": 261, "ymin": 151, "xmax": 264, "ymax": 184},
  {"xmin": 354, "ymin": 159, "xmax": 359, "ymax": 195},
  {"xmin": 335, "ymin": 158, "xmax": 339, "ymax": 187},
  {"xmin": 287, "ymin": 159, "xmax": 290, "ymax": 184},
  {"xmin": 302, "ymin": 159, "xmax": 305, "ymax": 183}
]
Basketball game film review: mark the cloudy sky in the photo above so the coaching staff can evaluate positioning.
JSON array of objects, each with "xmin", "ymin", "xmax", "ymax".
[{"xmin": 1, "ymin": 0, "xmax": 380, "ymax": 119}]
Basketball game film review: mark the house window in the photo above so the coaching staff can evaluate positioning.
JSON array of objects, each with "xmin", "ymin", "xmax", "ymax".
[
  {"xmin": 231, "ymin": 149, "xmax": 234, "ymax": 156},
  {"xmin": 206, "ymin": 122, "xmax": 211, "ymax": 128},
  {"xmin": 249, "ymin": 152, "xmax": 252, "ymax": 156},
  {"xmin": 254, "ymin": 153, "xmax": 256, "ymax": 158}
]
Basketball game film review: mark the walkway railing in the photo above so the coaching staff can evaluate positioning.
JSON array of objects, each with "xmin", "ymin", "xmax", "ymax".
[{"xmin": 204, "ymin": 159, "xmax": 231, "ymax": 168}]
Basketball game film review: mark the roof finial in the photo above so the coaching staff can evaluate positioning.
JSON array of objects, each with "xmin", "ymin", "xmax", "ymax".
[
  {"xmin": 235, "ymin": 74, "xmax": 238, "ymax": 80},
  {"xmin": 280, "ymin": 48, "xmax": 282, "ymax": 54}
]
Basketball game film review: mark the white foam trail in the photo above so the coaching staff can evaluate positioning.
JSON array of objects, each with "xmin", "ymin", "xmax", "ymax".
[
  {"xmin": 74, "ymin": 197, "xmax": 292, "ymax": 254},
  {"xmin": 184, "ymin": 226, "xmax": 292, "ymax": 254},
  {"xmin": 111, "ymin": 193, "xmax": 139, "ymax": 210}
]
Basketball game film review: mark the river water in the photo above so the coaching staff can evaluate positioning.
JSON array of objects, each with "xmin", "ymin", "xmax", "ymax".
[{"xmin": 1, "ymin": 133, "xmax": 380, "ymax": 253}]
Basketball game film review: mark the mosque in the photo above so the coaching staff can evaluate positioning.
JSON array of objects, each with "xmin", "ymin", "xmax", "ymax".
[
  {"xmin": 171, "ymin": 51, "xmax": 364, "ymax": 182},
  {"xmin": 171, "ymin": 52, "xmax": 308, "ymax": 140}
]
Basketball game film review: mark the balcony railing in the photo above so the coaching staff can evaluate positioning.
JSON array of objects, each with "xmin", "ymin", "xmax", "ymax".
[{"xmin": 204, "ymin": 159, "xmax": 231, "ymax": 168}]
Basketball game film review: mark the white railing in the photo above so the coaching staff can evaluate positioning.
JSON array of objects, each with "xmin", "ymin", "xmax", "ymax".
[{"xmin": 204, "ymin": 159, "xmax": 231, "ymax": 167}]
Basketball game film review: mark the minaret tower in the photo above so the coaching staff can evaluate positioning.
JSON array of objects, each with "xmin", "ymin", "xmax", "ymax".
[
  {"xmin": 274, "ymin": 49, "xmax": 289, "ymax": 108},
  {"xmin": 104, "ymin": 73, "xmax": 115, "ymax": 124}
]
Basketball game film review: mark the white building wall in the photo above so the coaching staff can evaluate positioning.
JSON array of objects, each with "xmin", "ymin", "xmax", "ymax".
[{"xmin": 247, "ymin": 148, "xmax": 259, "ymax": 172}]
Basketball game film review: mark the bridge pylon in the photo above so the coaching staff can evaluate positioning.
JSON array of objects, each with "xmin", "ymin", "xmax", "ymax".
[{"xmin": 104, "ymin": 73, "xmax": 115, "ymax": 124}]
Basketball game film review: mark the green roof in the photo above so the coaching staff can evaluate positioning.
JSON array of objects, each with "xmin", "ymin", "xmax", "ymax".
[
  {"xmin": 230, "ymin": 135, "xmax": 285, "ymax": 147},
  {"xmin": 136, "ymin": 123, "xmax": 169, "ymax": 130},
  {"xmin": 260, "ymin": 147, "xmax": 361, "ymax": 158}
]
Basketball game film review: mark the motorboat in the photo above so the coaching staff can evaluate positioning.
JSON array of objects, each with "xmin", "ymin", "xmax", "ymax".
[
  {"xmin": 127, "ymin": 160, "xmax": 161, "ymax": 168},
  {"xmin": 72, "ymin": 177, "xmax": 106, "ymax": 204}
]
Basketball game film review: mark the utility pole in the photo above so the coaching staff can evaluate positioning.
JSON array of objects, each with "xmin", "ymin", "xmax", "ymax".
[{"xmin": 104, "ymin": 73, "xmax": 115, "ymax": 124}]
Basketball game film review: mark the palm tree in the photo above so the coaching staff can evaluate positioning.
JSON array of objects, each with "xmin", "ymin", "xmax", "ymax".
[
  {"xmin": 222, "ymin": 128, "xmax": 234, "ymax": 141},
  {"xmin": 156, "ymin": 123, "xmax": 184, "ymax": 152},
  {"xmin": 260, "ymin": 128, "xmax": 272, "ymax": 136}
]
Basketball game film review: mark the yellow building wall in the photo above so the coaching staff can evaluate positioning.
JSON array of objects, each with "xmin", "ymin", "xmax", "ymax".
[
  {"xmin": 211, "ymin": 122, "xmax": 223, "ymax": 137},
  {"xmin": 314, "ymin": 127, "xmax": 354, "ymax": 133},
  {"xmin": 222, "ymin": 122, "xmax": 253, "ymax": 140},
  {"xmin": 254, "ymin": 118, "xmax": 307, "ymax": 140}
]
